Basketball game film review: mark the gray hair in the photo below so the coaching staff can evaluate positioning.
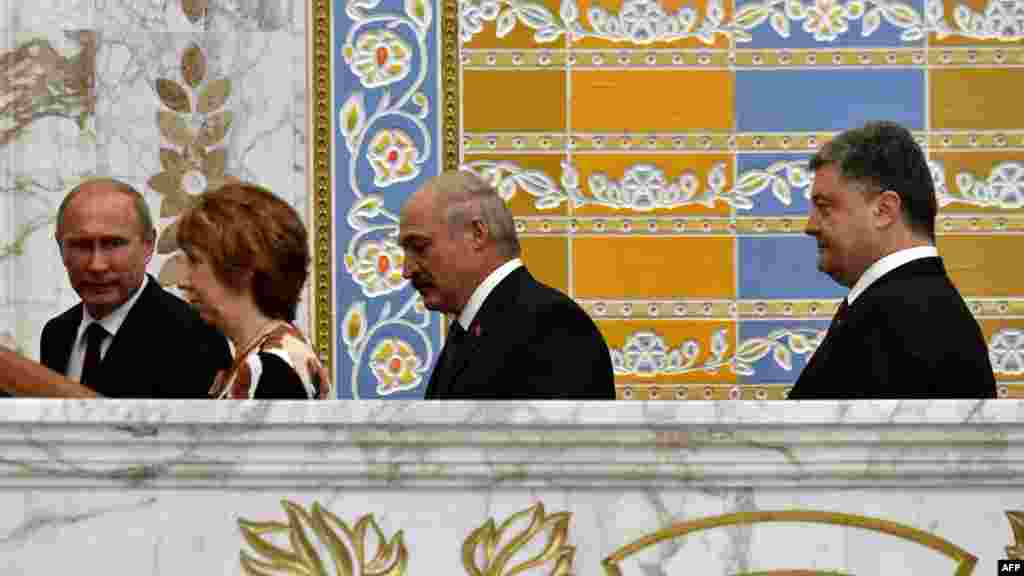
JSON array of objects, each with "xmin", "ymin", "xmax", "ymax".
[
  {"xmin": 432, "ymin": 170, "xmax": 521, "ymax": 259},
  {"xmin": 56, "ymin": 178, "xmax": 156, "ymax": 246}
]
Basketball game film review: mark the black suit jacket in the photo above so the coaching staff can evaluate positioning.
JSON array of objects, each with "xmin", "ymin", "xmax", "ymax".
[
  {"xmin": 789, "ymin": 257, "xmax": 996, "ymax": 399},
  {"xmin": 425, "ymin": 267, "xmax": 615, "ymax": 399},
  {"xmin": 39, "ymin": 275, "xmax": 231, "ymax": 398}
]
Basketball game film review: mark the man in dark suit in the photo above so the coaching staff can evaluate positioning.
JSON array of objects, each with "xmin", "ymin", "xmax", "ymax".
[
  {"xmin": 398, "ymin": 170, "xmax": 615, "ymax": 399},
  {"xmin": 34, "ymin": 178, "xmax": 230, "ymax": 398},
  {"xmin": 789, "ymin": 121, "xmax": 996, "ymax": 399}
]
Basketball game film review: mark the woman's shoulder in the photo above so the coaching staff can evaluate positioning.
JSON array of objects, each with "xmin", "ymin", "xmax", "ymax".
[{"xmin": 255, "ymin": 323, "xmax": 331, "ymax": 399}]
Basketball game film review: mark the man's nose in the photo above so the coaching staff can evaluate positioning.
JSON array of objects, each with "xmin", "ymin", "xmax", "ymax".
[{"xmin": 85, "ymin": 246, "xmax": 110, "ymax": 271}]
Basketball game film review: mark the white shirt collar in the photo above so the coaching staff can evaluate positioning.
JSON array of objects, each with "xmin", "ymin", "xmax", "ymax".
[
  {"xmin": 847, "ymin": 246, "xmax": 938, "ymax": 304},
  {"xmin": 456, "ymin": 258, "xmax": 523, "ymax": 330},
  {"xmin": 75, "ymin": 274, "xmax": 149, "ymax": 349}
]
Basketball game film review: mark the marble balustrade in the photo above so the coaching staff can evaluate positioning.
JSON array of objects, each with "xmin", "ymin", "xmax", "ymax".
[{"xmin": 0, "ymin": 398, "xmax": 1021, "ymax": 574}]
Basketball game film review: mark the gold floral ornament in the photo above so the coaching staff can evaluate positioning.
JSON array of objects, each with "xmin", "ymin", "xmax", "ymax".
[
  {"xmin": 367, "ymin": 129, "xmax": 421, "ymax": 186},
  {"xmin": 462, "ymin": 503, "xmax": 575, "ymax": 576},
  {"xmin": 238, "ymin": 500, "xmax": 407, "ymax": 576},
  {"xmin": 370, "ymin": 338, "xmax": 422, "ymax": 395},
  {"xmin": 148, "ymin": 41, "xmax": 235, "ymax": 286},
  {"xmin": 343, "ymin": 30, "xmax": 413, "ymax": 89},
  {"xmin": 180, "ymin": 0, "xmax": 209, "ymax": 23},
  {"xmin": 1007, "ymin": 511, "xmax": 1024, "ymax": 559}
]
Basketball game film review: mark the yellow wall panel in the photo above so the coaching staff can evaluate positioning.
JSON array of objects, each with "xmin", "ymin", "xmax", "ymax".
[
  {"xmin": 938, "ymin": 236, "xmax": 1024, "ymax": 297},
  {"xmin": 931, "ymin": 69, "xmax": 1024, "ymax": 130},
  {"xmin": 520, "ymin": 237, "xmax": 569, "ymax": 293},
  {"xmin": 571, "ymin": 70, "xmax": 733, "ymax": 132},
  {"xmin": 573, "ymin": 236, "xmax": 735, "ymax": 299},
  {"xmin": 463, "ymin": 70, "xmax": 566, "ymax": 132}
]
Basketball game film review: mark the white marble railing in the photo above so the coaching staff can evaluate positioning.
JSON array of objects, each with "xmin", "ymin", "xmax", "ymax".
[{"xmin": 1, "ymin": 399, "xmax": 1022, "ymax": 574}]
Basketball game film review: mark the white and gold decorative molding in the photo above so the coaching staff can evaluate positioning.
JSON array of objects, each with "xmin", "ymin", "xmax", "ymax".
[{"xmin": 0, "ymin": 400, "xmax": 1022, "ymax": 572}]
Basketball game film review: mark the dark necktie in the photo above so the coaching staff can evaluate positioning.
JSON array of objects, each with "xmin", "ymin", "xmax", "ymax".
[
  {"xmin": 439, "ymin": 321, "xmax": 467, "ymax": 388},
  {"xmin": 80, "ymin": 322, "xmax": 108, "ymax": 387}
]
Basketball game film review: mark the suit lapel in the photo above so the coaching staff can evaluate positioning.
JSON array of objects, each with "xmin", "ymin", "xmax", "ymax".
[{"xmin": 44, "ymin": 306, "xmax": 82, "ymax": 375}]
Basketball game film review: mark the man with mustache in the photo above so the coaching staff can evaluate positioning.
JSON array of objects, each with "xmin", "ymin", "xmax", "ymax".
[
  {"xmin": 32, "ymin": 178, "xmax": 230, "ymax": 398},
  {"xmin": 789, "ymin": 121, "xmax": 996, "ymax": 399},
  {"xmin": 398, "ymin": 170, "xmax": 615, "ymax": 399}
]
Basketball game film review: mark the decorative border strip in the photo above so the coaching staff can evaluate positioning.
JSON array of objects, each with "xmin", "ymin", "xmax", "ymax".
[
  {"xmin": 511, "ymin": 216, "xmax": 1024, "ymax": 236},
  {"xmin": 466, "ymin": 132, "xmax": 1024, "ymax": 153},
  {"xmin": 581, "ymin": 298, "xmax": 1024, "ymax": 319},
  {"xmin": 930, "ymin": 48, "xmax": 1024, "ymax": 67},
  {"xmin": 582, "ymin": 299, "xmax": 841, "ymax": 319},
  {"xmin": 929, "ymin": 132, "xmax": 1024, "ymax": 149},
  {"xmin": 311, "ymin": 0, "xmax": 334, "ymax": 372},
  {"xmin": 443, "ymin": 0, "xmax": 460, "ymax": 170},
  {"xmin": 516, "ymin": 217, "xmax": 738, "ymax": 235},
  {"xmin": 617, "ymin": 383, "xmax": 794, "ymax": 401},
  {"xmin": 462, "ymin": 48, "xmax": 1024, "ymax": 70},
  {"xmin": 616, "ymin": 383, "xmax": 1024, "ymax": 400}
]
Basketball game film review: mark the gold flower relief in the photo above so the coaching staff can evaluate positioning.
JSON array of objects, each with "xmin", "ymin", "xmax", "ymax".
[
  {"xmin": 180, "ymin": 0, "xmax": 209, "ymax": 23},
  {"xmin": 238, "ymin": 502, "xmax": 574, "ymax": 576},
  {"xmin": 147, "ymin": 42, "xmax": 235, "ymax": 286},
  {"xmin": 462, "ymin": 503, "xmax": 575, "ymax": 576},
  {"xmin": 239, "ymin": 501, "xmax": 407, "ymax": 576},
  {"xmin": 1007, "ymin": 511, "xmax": 1024, "ymax": 559}
]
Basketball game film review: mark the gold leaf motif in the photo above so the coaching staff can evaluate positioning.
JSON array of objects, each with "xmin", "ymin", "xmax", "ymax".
[
  {"xmin": 203, "ymin": 147, "xmax": 227, "ymax": 178},
  {"xmin": 148, "ymin": 170, "xmax": 181, "ymax": 199},
  {"xmin": 160, "ymin": 189, "xmax": 195, "ymax": 218},
  {"xmin": 238, "ymin": 500, "xmax": 407, "ymax": 576},
  {"xmin": 1007, "ymin": 511, "xmax": 1024, "ymax": 559},
  {"xmin": 160, "ymin": 148, "xmax": 188, "ymax": 173},
  {"xmin": 196, "ymin": 111, "xmax": 233, "ymax": 148},
  {"xmin": 462, "ymin": 503, "xmax": 575, "ymax": 576},
  {"xmin": 198, "ymin": 78, "xmax": 232, "ymax": 115},
  {"xmin": 181, "ymin": 0, "xmax": 209, "ymax": 23},
  {"xmin": 157, "ymin": 220, "xmax": 180, "ymax": 254},
  {"xmin": 157, "ymin": 252, "xmax": 189, "ymax": 287},
  {"xmin": 181, "ymin": 43, "xmax": 207, "ymax": 87},
  {"xmin": 157, "ymin": 110, "xmax": 194, "ymax": 147},
  {"xmin": 155, "ymin": 78, "xmax": 191, "ymax": 113}
]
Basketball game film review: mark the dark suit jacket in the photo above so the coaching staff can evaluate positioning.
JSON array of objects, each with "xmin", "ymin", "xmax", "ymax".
[
  {"xmin": 789, "ymin": 257, "xmax": 996, "ymax": 399},
  {"xmin": 39, "ymin": 275, "xmax": 231, "ymax": 398},
  {"xmin": 425, "ymin": 267, "xmax": 615, "ymax": 399}
]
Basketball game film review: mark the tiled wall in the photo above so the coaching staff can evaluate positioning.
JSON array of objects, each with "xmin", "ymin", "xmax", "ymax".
[{"xmin": 334, "ymin": 0, "xmax": 1024, "ymax": 398}]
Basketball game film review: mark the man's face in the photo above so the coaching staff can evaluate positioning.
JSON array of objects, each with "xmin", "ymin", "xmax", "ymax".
[
  {"xmin": 398, "ymin": 187, "xmax": 473, "ymax": 315},
  {"xmin": 805, "ymin": 163, "xmax": 879, "ymax": 287},
  {"xmin": 59, "ymin": 184, "xmax": 154, "ymax": 319}
]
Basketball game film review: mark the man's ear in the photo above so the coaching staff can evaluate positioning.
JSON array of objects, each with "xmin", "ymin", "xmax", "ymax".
[
  {"xmin": 469, "ymin": 218, "xmax": 489, "ymax": 250},
  {"xmin": 875, "ymin": 190, "xmax": 902, "ymax": 228}
]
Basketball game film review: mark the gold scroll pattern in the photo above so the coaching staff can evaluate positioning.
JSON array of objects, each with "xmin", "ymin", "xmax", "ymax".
[{"xmin": 235, "ymin": 502, "xmax": 1024, "ymax": 575}]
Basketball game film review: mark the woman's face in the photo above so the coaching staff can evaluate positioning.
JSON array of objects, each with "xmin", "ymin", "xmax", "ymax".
[{"xmin": 179, "ymin": 247, "xmax": 235, "ymax": 330}]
